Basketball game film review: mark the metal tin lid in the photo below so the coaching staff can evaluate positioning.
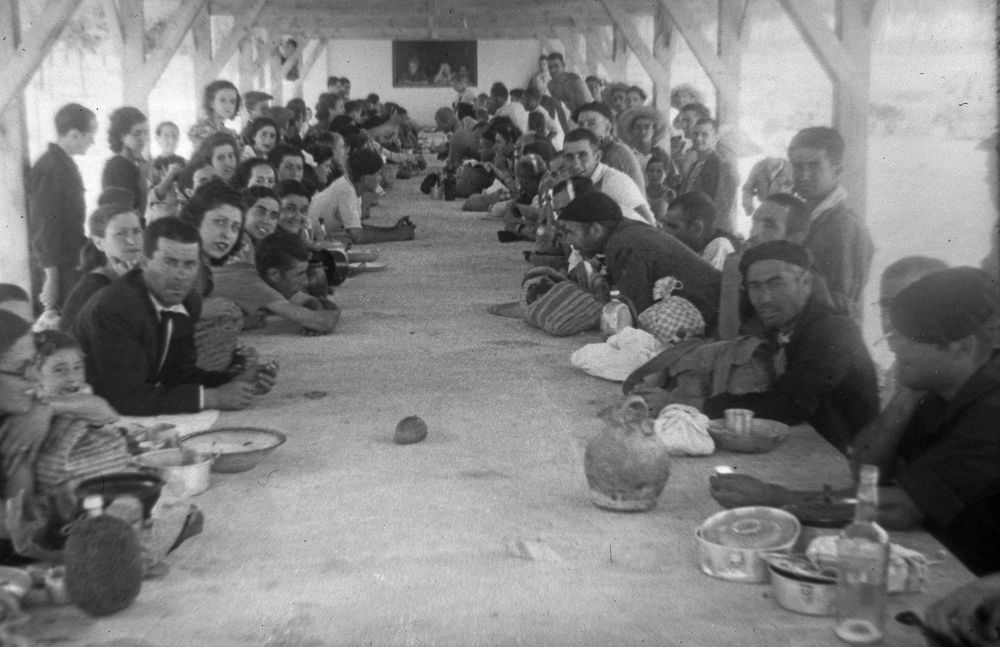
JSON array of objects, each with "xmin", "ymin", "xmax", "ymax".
[{"xmin": 699, "ymin": 506, "xmax": 801, "ymax": 550}]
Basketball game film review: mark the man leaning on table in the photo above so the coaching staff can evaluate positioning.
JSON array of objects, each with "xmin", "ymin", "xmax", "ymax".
[
  {"xmin": 642, "ymin": 240, "xmax": 878, "ymax": 453},
  {"xmin": 711, "ymin": 267, "xmax": 1000, "ymax": 577}
]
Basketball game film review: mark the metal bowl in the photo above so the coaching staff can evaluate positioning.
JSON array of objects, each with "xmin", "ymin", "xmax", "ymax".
[
  {"xmin": 695, "ymin": 506, "xmax": 801, "ymax": 583},
  {"xmin": 180, "ymin": 427, "xmax": 286, "ymax": 473},
  {"xmin": 765, "ymin": 555, "xmax": 837, "ymax": 616},
  {"xmin": 708, "ymin": 418, "xmax": 791, "ymax": 454}
]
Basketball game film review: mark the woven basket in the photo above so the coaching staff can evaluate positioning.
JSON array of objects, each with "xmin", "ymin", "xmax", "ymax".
[
  {"xmin": 35, "ymin": 417, "xmax": 131, "ymax": 493},
  {"xmin": 194, "ymin": 298, "xmax": 244, "ymax": 372}
]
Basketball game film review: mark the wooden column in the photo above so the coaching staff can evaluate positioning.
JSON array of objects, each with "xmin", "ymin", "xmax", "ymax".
[
  {"xmin": 202, "ymin": 0, "xmax": 267, "ymax": 86},
  {"xmin": 191, "ymin": 4, "xmax": 212, "ymax": 93},
  {"xmin": 651, "ymin": 5, "xmax": 677, "ymax": 110},
  {"xmin": 834, "ymin": 0, "xmax": 873, "ymax": 215},
  {"xmin": 120, "ymin": 0, "xmax": 148, "ymax": 114},
  {"xmin": 326, "ymin": 39, "xmax": 338, "ymax": 84},
  {"xmin": 292, "ymin": 39, "xmax": 327, "ymax": 100},
  {"xmin": 0, "ymin": 0, "xmax": 32, "ymax": 290},
  {"xmin": 267, "ymin": 31, "xmax": 284, "ymax": 105},
  {"xmin": 602, "ymin": 0, "xmax": 672, "ymax": 109},
  {"xmin": 716, "ymin": 0, "xmax": 747, "ymax": 125}
]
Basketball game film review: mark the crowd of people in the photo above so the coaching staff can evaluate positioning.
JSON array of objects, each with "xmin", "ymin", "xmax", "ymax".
[{"xmin": 0, "ymin": 49, "xmax": 998, "ymax": 643}]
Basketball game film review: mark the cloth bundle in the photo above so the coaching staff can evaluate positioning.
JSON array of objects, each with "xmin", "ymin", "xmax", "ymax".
[
  {"xmin": 806, "ymin": 535, "xmax": 929, "ymax": 593},
  {"xmin": 571, "ymin": 327, "xmax": 665, "ymax": 382},
  {"xmin": 652, "ymin": 403, "xmax": 715, "ymax": 456},
  {"xmin": 637, "ymin": 277, "xmax": 706, "ymax": 346}
]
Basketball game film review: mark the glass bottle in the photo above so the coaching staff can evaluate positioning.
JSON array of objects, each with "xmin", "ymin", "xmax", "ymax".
[
  {"xmin": 834, "ymin": 464, "xmax": 890, "ymax": 644},
  {"xmin": 600, "ymin": 289, "xmax": 635, "ymax": 337}
]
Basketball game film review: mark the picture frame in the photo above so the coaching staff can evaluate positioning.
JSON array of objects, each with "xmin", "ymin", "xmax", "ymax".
[{"xmin": 392, "ymin": 40, "xmax": 477, "ymax": 88}]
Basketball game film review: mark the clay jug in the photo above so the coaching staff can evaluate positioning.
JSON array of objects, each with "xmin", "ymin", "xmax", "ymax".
[{"xmin": 584, "ymin": 396, "xmax": 671, "ymax": 511}]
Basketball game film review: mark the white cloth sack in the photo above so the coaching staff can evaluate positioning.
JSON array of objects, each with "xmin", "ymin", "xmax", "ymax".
[
  {"xmin": 653, "ymin": 403, "xmax": 715, "ymax": 456},
  {"xmin": 570, "ymin": 327, "xmax": 664, "ymax": 382},
  {"xmin": 806, "ymin": 535, "xmax": 929, "ymax": 593}
]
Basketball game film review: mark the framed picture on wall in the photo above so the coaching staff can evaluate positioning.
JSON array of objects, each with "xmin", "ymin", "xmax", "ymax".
[{"xmin": 393, "ymin": 41, "xmax": 477, "ymax": 88}]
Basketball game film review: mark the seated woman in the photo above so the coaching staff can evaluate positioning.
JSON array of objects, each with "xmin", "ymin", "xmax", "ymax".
[
  {"xmin": 232, "ymin": 157, "xmax": 276, "ymax": 190},
  {"xmin": 230, "ymin": 186, "xmax": 280, "ymax": 265},
  {"xmin": 60, "ymin": 203, "xmax": 144, "ymax": 331},
  {"xmin": 189, "ymin": 131, "xmax": 240, "ymax": 186},
  {"xmin": 239, "ymin": 116, "xmax": 279, "ymax": 161}
]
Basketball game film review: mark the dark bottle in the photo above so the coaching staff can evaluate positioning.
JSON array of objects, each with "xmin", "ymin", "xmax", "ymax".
[{"xmin": 442, "ymin": 169, "xmax": 457, "ymax": 201}]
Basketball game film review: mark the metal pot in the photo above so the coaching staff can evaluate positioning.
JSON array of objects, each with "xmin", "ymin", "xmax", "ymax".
[
  {"xmin": 695, "ymin": 506, "xmax": 801, "ymax": 583},
  {"xmin": 136, "ymin": 449, "xmax": 212, "ymax": 498}
]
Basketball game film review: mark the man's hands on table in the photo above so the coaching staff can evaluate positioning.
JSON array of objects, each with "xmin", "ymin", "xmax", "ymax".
[{"xmin": 925, "ymin": 574, "xmax": 1000, "ymax": 646}]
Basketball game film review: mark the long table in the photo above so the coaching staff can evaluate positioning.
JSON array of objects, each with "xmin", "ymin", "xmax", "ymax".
[{"xmin": 28, "ymin": 171, "xmax": 970, "ymax": 645}]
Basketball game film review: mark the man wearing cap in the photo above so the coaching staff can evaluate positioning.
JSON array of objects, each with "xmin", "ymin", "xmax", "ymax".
[
  {"xmin": 571, "ymin": 102, "xmax": 645, "ymax": 191},
  {"xmin": 308, "ymin": 148, "xmax": 415, "ymax": 244},
  {"xmin": 711, "ymin": 267, "xmax": 1000, "ymax": 576},
  {"xmin": 562, "ymin": 128, "xmax": 654, "ymax": 226},
  {"xmin": 556, "ymin": 190, "xmax": 721, "ymax": 325},
  {"xmin": 701, "ymin": 240, "xmax": 878, "ymax": 452}
]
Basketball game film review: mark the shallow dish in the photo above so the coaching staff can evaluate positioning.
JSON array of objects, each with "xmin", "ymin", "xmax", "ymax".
[
  {"xmin": 180, "ymin": 427, "xmax": 286, "ymax": 473},
  {"xmin": 696, "ymin": 506, "xmax": 801, "ymax": 583},
  {"xmin": 708, "ymin": 418, "xmax": 790, "ymax": 454},
  {"xmin": 766, "ymin": 556, "xmax": 838, "ymax": 616},
  {"xmin": 74, "ymin": 472, "xmax": 165, "ymax": 519}
]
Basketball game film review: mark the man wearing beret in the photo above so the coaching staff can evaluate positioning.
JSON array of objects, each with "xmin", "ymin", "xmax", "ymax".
[
  {"xmin": 308, "ymin": 148, "xmax": 415, "ymax": 245},
  {"xmin": 701, "ymin": 240, "xmax": 879, "ymax": 452},
  {"xmin": 711, "ymin": 266, "xmax": 1000, "ymax": 576},
  {"xmin": 556, "ymin": 190, "xmax": 721, "ymax": 326}
]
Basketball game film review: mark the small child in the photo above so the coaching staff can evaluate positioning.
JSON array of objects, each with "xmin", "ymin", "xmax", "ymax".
[{"xmin": 34, "ymin": 330, "xmax": 91, "ymax": 398}]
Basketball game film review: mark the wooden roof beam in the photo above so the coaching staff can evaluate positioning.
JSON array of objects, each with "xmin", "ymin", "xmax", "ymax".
[
  {"xmin": 291, "ymin": 38, "xmax": 326, "ymax": 98},
  {"xmin": 140, "ymin": 0, "xmax": 210, "ymax": 93},
  {"xmin": 775, "ymin": 0, "xmax": 861, "ymax": 84},
  {"xmin": 654, "ymin": 0, "xmax": 737, "ymax": 96},
  {"xmin": 201, "ymin": 0, "xmax": 268, "ymax": 82},
  {"xmin": 600, "ymin": 0, "xmax": 670, "ymax": 90},
  {"xmin": 0, "ymin": 0, "xmax": 86, "ymax": 115}
]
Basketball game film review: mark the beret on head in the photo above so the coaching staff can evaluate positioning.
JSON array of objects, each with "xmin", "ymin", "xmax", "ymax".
[
  {"xmin": 348, "ymin": 148, "xmax": 384, "ymax": 176},
  {"xmin": 890, "ymin": 267, "xmax": 1000, "ymax": 344},
  {"xmin": 0, "ymin": 310, "xmax": 31, "ymax": 357},
  {"xmin": 739, "ymin": 240, "xmax": 812, "ymax": 276},
  {"xmin": 557, "ymin": 191, "xmax": 622, "ymax": 224},
  {"xmin": 244, "ymin": 91, "xmax": 273, "ymax": 105}
]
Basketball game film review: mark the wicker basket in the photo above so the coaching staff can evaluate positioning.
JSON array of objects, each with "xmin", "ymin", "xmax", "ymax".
[
  {"xmin": 194, "ymin": 297, "xmax": 244, "ymax": 372},
  {"xmin": 35, "ymin": 417, "xmax": 131, "ymax": 493}
]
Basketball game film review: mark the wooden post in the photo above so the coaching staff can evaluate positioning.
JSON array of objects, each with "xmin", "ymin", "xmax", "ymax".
[
  {"xmin": 325, "ymin": 39, "xmax": 337, "ymax": 84},
  {"xmin": 191, "ymin": 4, "xmax": 212, "ymax": 93},
  {"xmin": 651, "ymin": 4, "xmax": 676, "ymax": 110},
  {"xmin": 834, "ymin": 0, "xmax": 873, "ymax": 215},
  {"xmin": 267, "ymin": 31, "xmax": 284, "ymax": 105},
  {"xmin": 0, "ymin": 0, "xmax": 33, "ymax": 291},
  {"xmin": 292, "ymin": 39, "xmax": 327, "ymax": 100},
  {"xmin": 238, "ymin": 36, "xmax": 255, "ymax": 95},
  {"xmin": 601, "ymin": 0, "xmax": 672, "ymax": 110},
  {"xmin": 120, "ymin": 0, "xmax": 148, "ymax": 115},
  {"xmin": 716, "ymin": 0, "xmax": 747, "ymax": 125}
]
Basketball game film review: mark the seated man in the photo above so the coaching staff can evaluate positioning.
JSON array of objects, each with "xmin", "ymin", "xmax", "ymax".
[
  {"xmin": 556, "ymin": 190, "xmax": 721, "ymax": 324},
  {"xmin": 562, "ymin": 128, "xmax": 654, "ymax": 225},
  {"xmin": 699, "ymin": 240, "xmax": 878, "ymax": 452},
  {"xmin": 308, "ymin": 148, "xmax": 415, "ymax": 245},
  {"xmin": 678, "ymin": 118, "xmax": 739, "ymax": 232},
  {"xmin": 571, "ymin": 102, "xmax": 644, "ymax": 191},
  {"xmin": 74, "ymin": 217, "xmax": 276, "ymax": 415},
  {"xmin": 747, "ymin": 192, "xmax": 811, "ymax": 246},
  {"xmin": 253, "ymin": 232, "xmax": 340, "ymax": 334},
  {"xmin": 211, "ymin": 231, "xmax": 339, "ymax": 335},
  {"xmin": 712, "ymin": 266, "xmax": 1000, "ymax": 577},
  {"xmin": 657, "ymin": 191, "xmax": 740, "ymax": 270}
]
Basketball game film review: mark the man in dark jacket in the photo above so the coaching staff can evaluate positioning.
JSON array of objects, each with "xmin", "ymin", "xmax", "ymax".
[
  {"xmin": 27, "ymin": 103, "xmax": 96, "ymax": 314},
  {"xmin": 75, "ymin": 218, "xmax": 276, "ymax": 415},
  {"xmin": 556, "ymin": 191, "xmax": 721, "ymax": 327},
  {"xmin": 701, "ymin": 241, "xmax": 879, "ymax": 452}
]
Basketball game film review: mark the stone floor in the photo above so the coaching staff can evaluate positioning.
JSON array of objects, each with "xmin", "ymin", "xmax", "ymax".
[{"xmin": 26, "ymin": 170, "xmax": 970, "ymax": 646}]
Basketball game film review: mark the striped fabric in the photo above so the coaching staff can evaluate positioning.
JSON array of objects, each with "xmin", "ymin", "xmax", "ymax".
[{"xmin": 523, "ymin": 280, "xmax": 603, "ymax": 336}]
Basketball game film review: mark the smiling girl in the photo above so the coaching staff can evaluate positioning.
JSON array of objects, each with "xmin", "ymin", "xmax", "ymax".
[{"xmin": 188, "ymin": 79, "xmax": 242, "ymax": 148}]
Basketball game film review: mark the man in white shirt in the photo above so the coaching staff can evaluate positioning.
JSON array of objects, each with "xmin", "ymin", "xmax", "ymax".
[
  {"xmin": 562, "ymin": 128, "xmax": 653, "ymax": 225},
  {"xmin": 491, "ymin": 82, "xmax": 529, "ymax": 134},
  {"xmin": 308, "ymin": 149, "xmax": 415, "ymax": 244}
]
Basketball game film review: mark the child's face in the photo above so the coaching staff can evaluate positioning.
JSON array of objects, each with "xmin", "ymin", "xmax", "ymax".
[
  {"xmin": 645, "ymin": 161, "xmax": 667, "ymax": 188},
  {"xmin": 37, "ymin": 348, "xmax": 87, "ymax": 397},
  {"xmin": 157, "ymin": 125, "xmax": 179, "ymax": 155}
]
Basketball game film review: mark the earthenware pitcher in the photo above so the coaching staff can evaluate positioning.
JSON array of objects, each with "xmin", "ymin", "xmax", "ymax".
[{"xmin": 584, "ymin": 396, "xmax": 671, "ymax": 511}]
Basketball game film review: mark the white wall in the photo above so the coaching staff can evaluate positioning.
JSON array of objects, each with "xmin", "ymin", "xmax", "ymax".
[{"xmin": 299, "ymin": 39, "xmax": 543, "ymax": 126}]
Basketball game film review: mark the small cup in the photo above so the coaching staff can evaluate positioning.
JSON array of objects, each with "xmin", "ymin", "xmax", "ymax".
[{"xmin": 724, "ymin": 408, "xmax": 754, "ymax": 436}]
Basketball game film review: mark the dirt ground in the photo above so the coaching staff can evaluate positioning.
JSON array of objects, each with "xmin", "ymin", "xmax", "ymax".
[{"xmin": 21, "ymin": 170, "xmax": 972, "ymax": 647}]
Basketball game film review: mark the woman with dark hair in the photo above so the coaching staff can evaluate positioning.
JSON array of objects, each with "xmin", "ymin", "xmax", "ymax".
[
  {"xmin": 190, "ymin": 131, "xmax": 241, "ymax": 184},
  {"xmin": 230, "ymin": 185, "xmax": 281, "ymax": 264},
  {"xmin": 179, "ymin": 179, "xmax": 246, "ymax": 271},
  {"xmin": 60, "ymin": 204, "xmax": 144, "ymax": 330},
  {"xmin": 240, "ymin": 117, "xmax": 279, "ymax": 161},
  {"xmin": 101, "ymin": 106, "xmax": 149, "ymax": 214},
  {"xmin": 283, "ymin": 98, "xmax": 308, "ymax": 148},
  {"xmin": 188, "ymin": 79, "xmax": 241, "ymax": 147},
  {"xmin": 232, "ymin": 158, "xmax": 276, "ymax": 190}
]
